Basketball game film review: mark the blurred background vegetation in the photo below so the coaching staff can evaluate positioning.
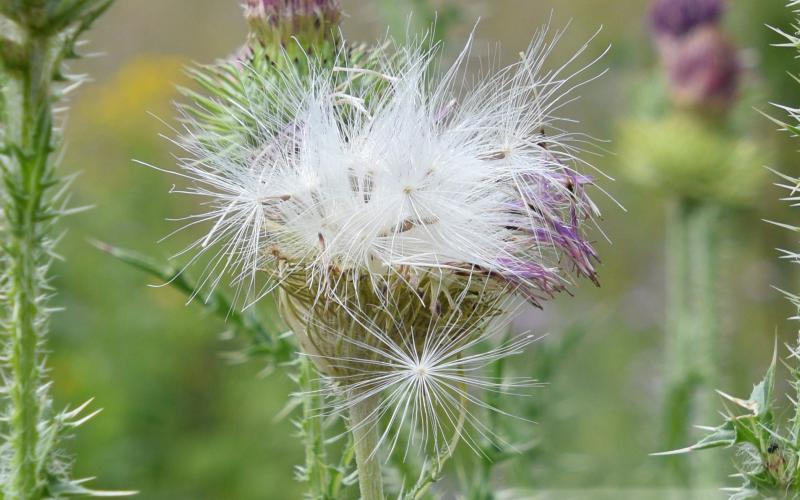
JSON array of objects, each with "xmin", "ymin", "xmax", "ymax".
[{"xmin": 49, "ymin": 0, "xmax": 799, "ymax": 498}]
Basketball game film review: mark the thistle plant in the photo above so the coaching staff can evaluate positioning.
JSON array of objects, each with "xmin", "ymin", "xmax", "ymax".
[
  {"xmin": 0, "ymin": 1, "xmax": 134, "ymax": 498},
  {"xmin": 619, "ymin": 0, "xmax": 763, "ymax": 485},
  {"xmin": 658, "ymin": 2, "xmax": 800, "ymax": 498},
  {"xmin": 142, "ymin": 2, "xmax": 608, "ymax": 498}
]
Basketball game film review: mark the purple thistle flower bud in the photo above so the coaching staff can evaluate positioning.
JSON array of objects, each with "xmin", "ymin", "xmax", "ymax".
[
  {"xmin": 665, "ymin": 27, "xmax": 741, "ymax": 110},
  {"xmin": 244, "ymin": 0, "xmax": 342, "ymax": 54},
  {"xmin": 246, "ymin": 0, "xmax": 341, "ymax": 23},
  {"xmin": 649, "ymin": 0, "xmax": 725, "ymax": 38}
]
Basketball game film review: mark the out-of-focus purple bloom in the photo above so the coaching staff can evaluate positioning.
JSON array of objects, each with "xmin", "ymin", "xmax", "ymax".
[
  {"xmin": 648, "ymin": 0, "xmax": 741, "ymax": 112},
  {"xmin": 649, "ymin": 0, "xmax": 725, "ymax": 38},
  {"xmin": 666, "ymin": 27, "xmax": 740, "ymax": 110}
]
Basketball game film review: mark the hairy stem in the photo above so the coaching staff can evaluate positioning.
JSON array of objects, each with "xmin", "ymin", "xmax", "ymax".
[
  {"xmin": 469, "ymin": 343, "xmax": 508, "ymax": 500},
  {"xmin": 8, "ymin": 237, "xmax": 43, "ymax": 499},
  {"xmin": 298, "ymin": 355, "xmax": 328, "ymax": 497},
  {"xmin": 350, "ymin": 394, "xmax": 385, "ymax": 500},
  {"xmin": 2, "ymin": 31, "xmax": 58, "ymax": 499},
  {"xmin": 663, "ymin": 199, "xmax": 722, "ymax": 486}
]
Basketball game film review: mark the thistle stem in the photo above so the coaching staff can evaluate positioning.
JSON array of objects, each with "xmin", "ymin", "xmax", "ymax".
[
  {"xmin": 663, "ymin": 199, "xmax": 722, "ymax": 486},
  {"xmin": 793, "ymin": 334, "xmax": 800, "ymax": 445},
  {"xmin": 2, "ymin": 32, "xmax": 58, "ymax": 500},
  {"xmin": 298, "ymin": 356, "xmax": 328, "ymax": 497},
  {"xmin": 350, "ymin": 394, "xmax": 385, "ymax": 500},
  {"xmin": 7, "ymin": 241, "xmax": 43, "ymax": 500}
]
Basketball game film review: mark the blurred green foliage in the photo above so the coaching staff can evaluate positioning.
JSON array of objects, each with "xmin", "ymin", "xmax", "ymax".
[
  {"xmin": 619, "ymin": 113, "xmax": 765, "ymax": 205},
  {"xmin": 40, "ymin": 0, "xmax": 800, "ymax": 498}
]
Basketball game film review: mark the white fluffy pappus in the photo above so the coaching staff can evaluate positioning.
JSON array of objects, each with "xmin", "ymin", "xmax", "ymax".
[{"xmin": 155, "ymin": 23, "xmax": 611, "ymax": 308}]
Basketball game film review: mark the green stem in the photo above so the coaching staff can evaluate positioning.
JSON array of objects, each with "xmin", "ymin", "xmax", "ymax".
[
  {"xmin": 350, "ymin": 394, "xmax": 385, "ymax": 500},
  {"xmin": 8, "ymin": 238, "xmax": 43, "ymax": 498},
  {"xmin": 663, "ymin": 199, "xmax": 722, "ymax": 486},
  {"xmin": 792, "ymin": 334, "xmax": 800, "ymax": 446},
  {"xmin": 299, "ymin": 355, "xmax": 328, "ymax": 497},
  {"xmin": 2, "ymin": 32, "xmax": 57, "ymax": 500},
  {"xmin": 687, "ymin": 203, "xmax": 720, "ymax": 410},
  {"xmin": 7, "ymin": 241, "xmax": 43, "ymax": 499},
  {"xmin": 468, "ymin": 339, "xmax": 508, "ymax": 500}
]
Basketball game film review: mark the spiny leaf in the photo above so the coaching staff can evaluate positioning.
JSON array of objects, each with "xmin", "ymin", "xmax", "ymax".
[
  {"xmin": 750, "ymin": 342, "xmax": 778, "ymax": 419},
  {"xmin": 652, "ymin": 420, "xmax": 737, "ymax": 456},
  {"xmin": 46, "ymin": 476, "xmax": 136, "ymax": 498}
]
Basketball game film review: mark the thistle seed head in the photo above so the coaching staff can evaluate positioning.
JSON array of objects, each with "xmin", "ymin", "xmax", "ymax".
[
  {"xmin": 160, "ymin": 22, "xmax": 608, "ymax": 461},
  {"xmin": 277, "ymin": 265, "xmax": 508, "ymax": 377},
  {"xmin": 168, "ymin": 27, "xmax": 607, "ymax": 310}
]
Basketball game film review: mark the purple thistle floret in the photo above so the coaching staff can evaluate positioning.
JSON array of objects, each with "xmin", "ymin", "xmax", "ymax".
[
  {"xmin": 537, "ymin": 219, "xmax": 601, "ymax": 283},
  {"xmin": 649, "ymin": 0, "xmax": 725, "ymax": 38},
  {"xmin": 532, "ymin": 173, "xmax": 599, "ymax": 281},
  {"xmin": 494, "ymin": 258, "xmax": 564, "ymax": 307},
  {"xmin": 494, "ymin": 172, "xmax": 600, "ymax": 306}
]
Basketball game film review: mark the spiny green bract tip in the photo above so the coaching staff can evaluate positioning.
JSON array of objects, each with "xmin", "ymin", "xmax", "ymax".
[{"xmin": 0, "ymin": 0, "xmax": 112, "ymax": 35}]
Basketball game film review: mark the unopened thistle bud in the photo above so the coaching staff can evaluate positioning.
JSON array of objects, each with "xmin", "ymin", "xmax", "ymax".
[
  {"xmin": 245, "ymin": 0, "xmax": 342, "ymax": 58},
  {"xmin": 649, "ymin": 0, "xmax": 724, "ymax": 39},
  {"xmin": 619, "ymin": 114, "xmax": 762, "ymax": 204}
]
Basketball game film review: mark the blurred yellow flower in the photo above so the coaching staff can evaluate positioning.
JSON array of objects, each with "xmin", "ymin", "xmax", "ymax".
[{"xmin": 90, "ymin": 56, "xmax": 188, "ymax": 138}]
